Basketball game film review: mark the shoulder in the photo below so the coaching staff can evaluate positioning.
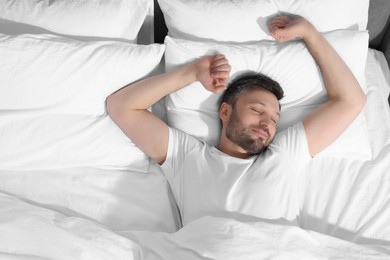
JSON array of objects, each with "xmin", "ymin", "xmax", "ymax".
[
  {"xmin": 166, "ymin": 127, "xmax": 210, "ymax": 163},
  {"xmin": 272, "ymin": 122, "xmax": 308, "ymax": 148},
  {"xmin": 268, "ymin": 122, "xmax": 312, "ymax": 168},
  {"xmin": 161, "ymin": 127, "xmax": 211, "ymax": 183},
  {"xmin": 169, "ymin": 127, "xmax": 205, "ymax": 149}
]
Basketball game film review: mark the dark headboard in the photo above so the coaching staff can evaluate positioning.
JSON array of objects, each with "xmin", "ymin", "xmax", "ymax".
[
  {"xmin": 153, "ymin": 0, "xmax": 167, "ymax": 44},
  {"xmin": 367, "ymin": 0, "xmax": 390, "ymax": 58},
  {"xmin": 365, "ymin": 0, "xmax": 390, "ymax": 105}
]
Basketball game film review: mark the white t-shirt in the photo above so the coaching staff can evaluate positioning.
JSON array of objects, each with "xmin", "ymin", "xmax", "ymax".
[{"xmin": 161, "ymin": 122, "xmax": 312, "ymax": 227}]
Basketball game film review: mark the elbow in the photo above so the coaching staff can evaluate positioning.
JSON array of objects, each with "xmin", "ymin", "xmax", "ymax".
[
  {"xmin": 106, "ymin": 94, "xmax": 122, "ymax": 119},
  {"xmin": 356, "ymin": 92, "xmax": 367, "ymax": 112},
  {"xmin": 348, "ymin": 91, "xmax": 367, "ymax": 116},
  {"xmin": 347, "ymin": 83, "xmax": 367, "ymax": 112},
  {"xmin": 336, "ymin": 90, "xmax": 367, "ymax": 116},
  {"xmin": 105, "ymin": 94, "xmax": 115, "ymax": 116}
]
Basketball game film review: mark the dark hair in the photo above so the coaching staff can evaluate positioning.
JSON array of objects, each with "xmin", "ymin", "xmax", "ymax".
[{"xmin": 220, "ymin": 72, "xmax": 284, "ymax": 108}]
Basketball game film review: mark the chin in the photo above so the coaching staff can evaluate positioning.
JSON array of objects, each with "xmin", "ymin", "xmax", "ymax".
[
  {"xmin": 242, "ymin": 142, "xmax": 269, "ymax": 155},
  {"xmin": 248, "ymin": 138, "xmax": 273, "ymax": 155}
]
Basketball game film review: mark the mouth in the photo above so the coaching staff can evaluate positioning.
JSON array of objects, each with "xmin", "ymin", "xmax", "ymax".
[{"xmin": 252, "ymin": 128, "xmax": 269, "ymax": 141}]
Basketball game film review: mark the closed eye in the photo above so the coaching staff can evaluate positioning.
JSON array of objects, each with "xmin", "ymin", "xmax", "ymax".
[
  {"xmin": 251, "ymin": 107, "xmax": 278, "ymax": 124},
  {"xmin": 251, "ymin": 107, "xmax": 261, "ymax": 113}
]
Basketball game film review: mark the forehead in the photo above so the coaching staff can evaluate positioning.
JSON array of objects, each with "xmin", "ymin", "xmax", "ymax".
[{"xmin": 236, "ymin": 89, "xmax": 280, "ymax": 110}]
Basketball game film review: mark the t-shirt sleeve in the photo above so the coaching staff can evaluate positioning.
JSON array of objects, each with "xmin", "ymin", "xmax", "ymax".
[
  {"xmin": 271, "ymin": 122, "xmax": 312, "ymax": 170},
  {"xmin": 160, "ymin": 127, "xmax": 201, "ymax": 185}
]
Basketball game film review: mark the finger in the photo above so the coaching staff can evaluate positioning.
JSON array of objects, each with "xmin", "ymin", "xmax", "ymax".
[
  {"xmin": 212, "ymin": 59, "xmax": 229, "ymax": 69},
  {"xmin": 211, "ymin": 80, "xmax": 228, "ymax": 93},
  {"xmin": 216, "ymin": 75, "xmax": 230, "ymax": 87},
  {"xmin": 218, "ymin": 77, "xmax": 229, "ymax": 86},
  {"xmin": 268, "ymin": 23, "xmax": 285, "ymax": 37},
  {"xmin": 270, "ymin": 31, "xmax": 289, "ymax": 42},
  {"xmin": 269, "ymin": 23, "xmax": 292, "ymax": 42},
  {"xmin": 214, "ymin": 85, "xmax": 228, "ymax": 94},
  {"xmin": 269, "ymin": 30, "xmax": 282, "ymax": 42},
  {"xmin": 269, "ymin": 21, "xmax": 287, "ymax": 34},
  {"xmin": 269, "ymin": 16, "xmax": 292, "ymax": 32},
  {"xmin": 212, "ymin": 54, "xmax": 226, "ymax": 62},
  {"xmin": 211, "ymin": 56, "xmax": 229, "ymax": 68},
  {"xmin": 270, "ymin": 15, "xmax": 291, "ymax": 25},
  {"xmin": 269, "ymin": 28, "xmax": 280, "ymax": 41},
  {"xmin": 269, "ymin": 19, "xmax": 287, "ymax": 28},
  {"xmin": 210, "ymin": 70, "xmax": 230, "ymax": 79},
  {"xmin": 268, "ymin": 25, "xmax": 278, "ymax": 36},
  {"xmin": 211, "ymin": 64, "xmax": 231, "ymax": 75},
  {"xmin": 277, "ymin": 16, "xmax": 292, "ymax": 23},
  {"xmin": 269, "ymin": 18, "xmax": 287, "ymax": 27},
  {"xmin": 211, "ymin": 63, "xmax": 229, "ymax": 74}
]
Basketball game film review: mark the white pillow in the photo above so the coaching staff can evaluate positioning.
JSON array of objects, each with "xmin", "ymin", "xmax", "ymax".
[
  {"xmin": 0, "ymin": 33, "xmax": 164, "ymax": 170},
  {"xmin": 164, "ymin": 30, "xmax": 371, "ymax": 159},
  {"xmin": 158, "ymin": 0, "xmax": 369, "ymax": 43},
  {"xmin": 0, "ymin": 114, "xmax": 150, "ymax": 172},
  {"xmin": 0, "ymin": 0, "xmax": 151, "ymax": 42},
  {"xmin": 0, "ymin": 33, "xmax": 165, "ymax": 116}
]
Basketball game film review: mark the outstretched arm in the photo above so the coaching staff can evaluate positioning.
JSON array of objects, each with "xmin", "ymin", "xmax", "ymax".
[
  {"xmin": 269, "ymin": 16, "xmax": 367, "ymax": 157},
  {"xmin": 106, "ymin": 55, "xmax": 230, "ymax": 164}
]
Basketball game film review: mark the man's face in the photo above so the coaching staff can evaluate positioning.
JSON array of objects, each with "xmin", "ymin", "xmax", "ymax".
[{"xmin": 225, "ymin": 89, "xmax": 280, "ymax": 155}]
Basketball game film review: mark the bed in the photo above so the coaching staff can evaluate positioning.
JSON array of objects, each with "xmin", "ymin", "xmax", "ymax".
[{"xmin": 0, "ymin": 0, "xmax": 389, "ymax": 259}]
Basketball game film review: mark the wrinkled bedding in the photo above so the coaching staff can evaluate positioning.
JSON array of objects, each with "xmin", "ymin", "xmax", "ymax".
[
  {"xmin": 0, "ymin": 191, "xmax": 388, "ymax": 260},
  {"xmin": 0, "ymin": 49, "xmax": 389, "ymax": 259}
]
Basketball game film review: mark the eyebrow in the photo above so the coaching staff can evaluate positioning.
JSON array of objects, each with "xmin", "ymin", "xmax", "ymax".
[{"xmin": 250, "ymin": 100, "xmax": 280, "ymax": 118}]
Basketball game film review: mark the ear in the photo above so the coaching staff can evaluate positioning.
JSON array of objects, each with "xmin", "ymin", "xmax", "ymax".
[{"xmin": 219, "ymin": 102, "xmax": 232, "ymax": 124}]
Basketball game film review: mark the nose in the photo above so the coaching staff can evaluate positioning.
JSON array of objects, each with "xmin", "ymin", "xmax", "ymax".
[
  {"xmin": 259, "ymin": 117, "xmax": 272, "ymax": 128},
  {"xmin": 258, "ymin": 121, "xmax": 270, "ymax": 134}
]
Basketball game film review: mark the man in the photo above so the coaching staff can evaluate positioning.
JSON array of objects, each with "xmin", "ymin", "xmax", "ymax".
[{"xmin": 106, "ymin": 16, "xmax": 366, "ymax": 226}]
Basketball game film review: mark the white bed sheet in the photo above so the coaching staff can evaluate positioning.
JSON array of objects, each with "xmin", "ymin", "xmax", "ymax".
[{"xmin": 0, "ymin": 49, "xmax": 389, "ymax": 259}]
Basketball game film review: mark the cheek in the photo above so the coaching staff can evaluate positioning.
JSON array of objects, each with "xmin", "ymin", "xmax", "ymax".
[
  {"xmin": 229, "ymin": 108, "xmax": 249, "ymax": 124},
  {"xmin": 240, "ymin": 112, "xmax": 259, "ymax": 124},
  {"xmin": 270, "ymin": 127, "xmax": 277, "ymax": 137},
  {"xmin": 270, "ymin": 125, "xmax": 279, "ymax": 140}
]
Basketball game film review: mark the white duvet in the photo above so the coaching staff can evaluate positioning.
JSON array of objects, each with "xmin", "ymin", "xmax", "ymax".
[{"xmin": 0, "ymin": 191, "xmax": 388, "ymax": 260}]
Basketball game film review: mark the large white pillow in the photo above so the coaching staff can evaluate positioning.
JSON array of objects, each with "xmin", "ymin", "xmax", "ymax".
[
  {"xmin": 158, "ymin": 0, "xmax": 369, "ymax": 43},
  {"xmin": 0, "ymin": 33, "xmax": 164, "ymax": 170},
  {"xmin": 0, "ymin": 114, "xmax": 150, "ymax": 172},
  {"xmin": 0, "ymin": 0, "xmax": 151, "ymax": 42},
  {"xmin": 164, "ymin": 30, "xmax": 371, "ymax": 159},
  {"xmin": 0, "ymin": 33, "xmax": 165, "ymax": 116}
]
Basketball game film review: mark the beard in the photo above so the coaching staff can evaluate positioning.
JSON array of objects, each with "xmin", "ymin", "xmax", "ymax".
[{"xmin": 225, "ymin": 109, "xmax": 272, "ymax": 155}]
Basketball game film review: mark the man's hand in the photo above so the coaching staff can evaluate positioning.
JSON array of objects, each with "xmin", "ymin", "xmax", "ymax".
[
  {"xmin": 268, "ymin": 16, "xmax": 317, "ymax": 43},
  {"xmin": 194, "ymin": 54, "xmax": 231, "ymax": 94}
]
